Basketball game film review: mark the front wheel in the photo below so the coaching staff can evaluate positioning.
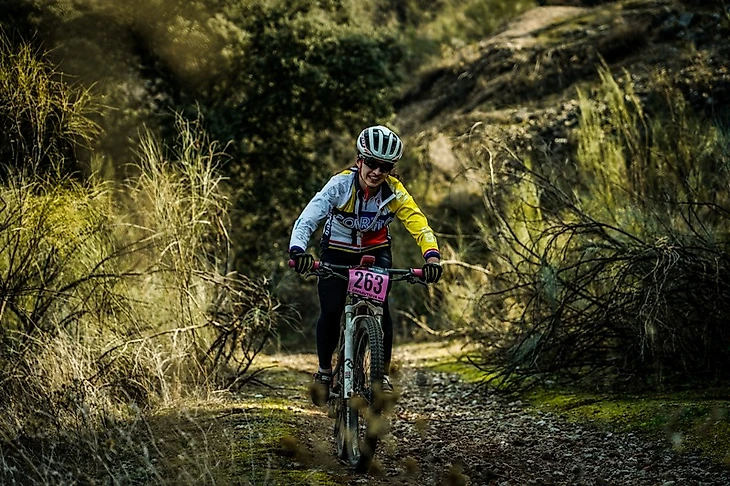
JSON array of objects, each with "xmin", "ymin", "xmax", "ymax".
[{"xmin": 334, "ymin": 316, "xmax": 385, "ymax": 472}]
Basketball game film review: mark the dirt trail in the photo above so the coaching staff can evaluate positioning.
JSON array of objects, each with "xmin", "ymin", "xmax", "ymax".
[{"xmin": 233, "ymin": 342, "xmax": 730, "ymax": 486}]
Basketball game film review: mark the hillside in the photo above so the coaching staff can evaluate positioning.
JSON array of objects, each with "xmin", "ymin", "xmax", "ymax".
[
  {"xmin": 397, "ymin": 0, "xmax": 729, "ymax": 204},
  {"xmin": 390, "ymin": 2, "xmax": 730, "ymax": 391}
]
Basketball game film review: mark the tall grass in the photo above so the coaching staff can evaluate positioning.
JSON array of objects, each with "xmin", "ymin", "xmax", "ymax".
[
  {"xmin": 0, "ymin": 37, "xmax": 278, "ymax": 484},
  {"xmin": 0, "ymin": 122, "xmax": 278, "ymax": 483},
  {"xmin": 0, "ymin": 32, "xmax": 99, "ymax": 177},
  {"xmin": 466, "ymin": 64, "xmax": 730, "ymax": 391},
  {"xmin": 417, "ymin": 0, "xmax": 535, "ymax": 48}
]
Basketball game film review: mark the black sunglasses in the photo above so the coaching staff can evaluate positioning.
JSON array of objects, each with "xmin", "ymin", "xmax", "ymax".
[{"xmin": 362, "ymin": 157, "xmax": 395, "ymax": 173}]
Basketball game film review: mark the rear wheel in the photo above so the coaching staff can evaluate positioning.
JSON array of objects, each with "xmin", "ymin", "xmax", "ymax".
[{"xmin": 334, "ymin": 316, "xmax": 385, "ymax": 471}]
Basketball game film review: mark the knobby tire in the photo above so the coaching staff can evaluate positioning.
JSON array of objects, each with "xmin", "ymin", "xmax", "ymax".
[{"xmin": 334, "ymin": 316, "xmax": 385, "ymax": 472}]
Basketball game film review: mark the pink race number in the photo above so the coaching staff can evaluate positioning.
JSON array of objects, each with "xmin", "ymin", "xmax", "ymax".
[{"xmin": 347, "ymin": 268, "xmax": 390, "ymax": 302}]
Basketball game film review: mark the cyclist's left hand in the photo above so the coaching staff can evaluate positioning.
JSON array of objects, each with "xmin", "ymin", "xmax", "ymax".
[{"xmin": 422, "ymin": 262, "xmax": 443, "ymax": 283}]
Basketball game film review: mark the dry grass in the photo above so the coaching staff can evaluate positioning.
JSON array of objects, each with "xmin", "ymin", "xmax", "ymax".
[
  {"xmin": 0, "ymin": 32, "xmax": 99, "ymax": 176},
  {"xmin": 0, "ymin": 75, "xmax": 278, "ymax": 483},
  {"xmin": 444, "ymin": 62, "xmax": 730, "ymax": 391}
]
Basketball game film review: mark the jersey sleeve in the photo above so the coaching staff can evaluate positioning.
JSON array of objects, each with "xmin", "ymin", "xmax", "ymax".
[
  {"xmin": 389, "ymin": 179, "xmax": 440, "ymax": 261},
  {"xmin": 289, "ymin": 173, "xmax": 350, "ymax": 252}
]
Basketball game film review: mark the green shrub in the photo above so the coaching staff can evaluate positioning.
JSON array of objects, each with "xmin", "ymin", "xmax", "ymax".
[{"xmin": 192, "ymin": 0, "xmax": 407, "ymax": 274}]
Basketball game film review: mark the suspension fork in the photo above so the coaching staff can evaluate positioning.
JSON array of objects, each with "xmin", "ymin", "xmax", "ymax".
[{"xmin": 342, "ymin": 300, "xmax": 384, "ymax": 399}]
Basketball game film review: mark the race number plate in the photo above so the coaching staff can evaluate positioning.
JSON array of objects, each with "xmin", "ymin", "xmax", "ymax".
[{"xmin": 347, "ymin": 268, "xmax": 389, "ymax": 302}]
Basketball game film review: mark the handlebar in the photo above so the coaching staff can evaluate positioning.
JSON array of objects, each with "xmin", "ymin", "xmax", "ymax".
[{"xmin": 287, "ymin": 259, "xmax": 425, "ymax": 281}]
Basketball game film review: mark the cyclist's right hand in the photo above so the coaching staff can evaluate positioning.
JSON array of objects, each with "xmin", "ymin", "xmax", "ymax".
[{"xmin": 289, "ymin": 249, "xmax": 314, "ymax": 274}]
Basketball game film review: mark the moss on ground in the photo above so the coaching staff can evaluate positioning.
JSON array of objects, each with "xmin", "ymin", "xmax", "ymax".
[
  {"xmin": 127, "ymin": 393, "xmax": 343, "ymax": 485},
  {"xmin": 404, "ymin": 342, "xmax": 730, "ymax": 467},
  {"xmin": 223, "ymin": 395, "xmax": 343, "ymax": 486},
  {"xmin": 528, "ymin": 389, "xmax": 730, "ymax": 466},
  {"xmin": 425, "ymin": 356, "xmax": 491, "ymax": 384},
  {"xmin": 395, "ymin": 339, "xmax": 490, "ymax": 384}
]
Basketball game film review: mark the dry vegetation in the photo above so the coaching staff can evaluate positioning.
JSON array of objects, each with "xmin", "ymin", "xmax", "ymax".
[
  {"xmin": 466, "ymin": 66, "xmax": 730, "ymax": 390},
  {"xmin": 2, "ymin": 0, "xmax": 730, "ymax": 483},
  {"xmin": 399, "ymin": 0, "xmax": 730, "ymax": 392},
  {"xmin": 0, "ymin": 35, "xmax": 278, "ymax": 483}
]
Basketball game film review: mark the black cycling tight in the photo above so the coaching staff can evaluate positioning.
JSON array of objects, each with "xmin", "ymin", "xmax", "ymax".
[{"xmin": 316, "ymin": 247, "xmax": 393, "ymax": 374}]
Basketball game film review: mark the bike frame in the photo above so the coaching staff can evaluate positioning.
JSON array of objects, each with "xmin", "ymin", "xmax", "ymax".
[
  {"xmin": 289, "ymin": 256, "xmax": 423, "ymax": 402},
  {"xmin": 289, "ymin": 256, "xmax": 425, "ymax": 469},
  {"xmin": 341, "ymin": 298, "xmax": 382, "ymax": 400}
]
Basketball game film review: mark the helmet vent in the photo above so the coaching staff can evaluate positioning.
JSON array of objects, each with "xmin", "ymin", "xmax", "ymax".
[{"xmin": 356, "ymin": 125, "xmax": 403, "ymax": 162}]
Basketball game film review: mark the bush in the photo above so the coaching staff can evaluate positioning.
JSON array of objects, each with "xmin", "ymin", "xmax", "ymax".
[
  {"xmin": 0, "ymin": 117, "xmax": 280, "ymax": 483},
  {"xmin": 193, "ymin": 0, "xmax": 407, "ymax": 274},
  {"xmin": 468, "ymin": 65, "xmax": 730, "ymax": 391}
]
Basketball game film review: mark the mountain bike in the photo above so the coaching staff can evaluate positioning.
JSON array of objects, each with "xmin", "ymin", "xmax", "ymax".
[{"xmin": 290, "ymin": 255, "xmax": 425, "ymax": 472}]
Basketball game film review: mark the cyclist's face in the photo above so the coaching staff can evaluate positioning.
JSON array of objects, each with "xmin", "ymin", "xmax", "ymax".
[{"xmin": 357, "ymin": 156, "xmax": 391, "ymax": 190}]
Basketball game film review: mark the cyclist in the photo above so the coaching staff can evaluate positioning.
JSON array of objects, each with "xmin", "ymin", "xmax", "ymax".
[{"xmin": 288, "ymin": 125, "xmax": 443, "ymax": 406}]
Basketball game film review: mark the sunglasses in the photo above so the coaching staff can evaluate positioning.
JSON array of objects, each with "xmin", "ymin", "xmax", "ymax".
[{"xmin": 361, "ymin": 157, "xmax": 395, "ymax": 173}]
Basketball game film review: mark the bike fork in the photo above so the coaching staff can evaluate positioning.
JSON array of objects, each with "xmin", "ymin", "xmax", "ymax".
[
  {"xmin": 342, "ymin": 304, "xmax": 356, "ymax": 400},
  {"xmin": 341, "ymin": 302, "xmax": 384, "ymax": 400}
]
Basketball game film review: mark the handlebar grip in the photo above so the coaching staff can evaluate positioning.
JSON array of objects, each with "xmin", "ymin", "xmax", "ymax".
[
  {"xmin": 287, "ymin": 259, "xmax": 320, "ymax": 270},
  {"xmin": 412, "ymin": 268, "xmax": 424, "ymax": 279}
]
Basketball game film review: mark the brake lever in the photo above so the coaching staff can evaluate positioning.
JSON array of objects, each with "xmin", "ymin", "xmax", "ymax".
[
  {"xmin": 308, "ymin": 265, "xmax": 347, "ymax": 280},
  {"xmin": 400, "ymin": 274, "xmax": 426, "ymax": 286}
]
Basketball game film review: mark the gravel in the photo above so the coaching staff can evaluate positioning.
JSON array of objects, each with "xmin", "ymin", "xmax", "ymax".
[{"xmin": 361, "ymin": 367, "xmax": 730, "ymax": 486}]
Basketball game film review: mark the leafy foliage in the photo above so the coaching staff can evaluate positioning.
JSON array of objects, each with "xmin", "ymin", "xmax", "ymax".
[
  {"xmin": 189, "ymin": 0, "xmax": 407, "ymax": 270},
  {"xmin": 20, "ymin": 0, "xmax": 408, "ymax": 272}
]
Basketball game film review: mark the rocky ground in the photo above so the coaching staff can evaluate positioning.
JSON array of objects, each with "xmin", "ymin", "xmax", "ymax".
[{"xmin": 248, "ymin": 342, "xmax": 730, "ymax": 486}]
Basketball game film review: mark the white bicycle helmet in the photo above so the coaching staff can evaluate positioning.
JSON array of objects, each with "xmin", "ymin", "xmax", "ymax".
[{"xmin": 356, "ymin": 125, "xmax": 403, "ymax": 162}]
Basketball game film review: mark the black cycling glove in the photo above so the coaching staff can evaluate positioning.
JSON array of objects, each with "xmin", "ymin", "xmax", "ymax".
[
  {"xmin": 422, "ymin": 262, "xmax": 443, "ymax": 283},
  {"xmin": 290, "ymin": 250, "xmax": 314, "ymax": 274}
]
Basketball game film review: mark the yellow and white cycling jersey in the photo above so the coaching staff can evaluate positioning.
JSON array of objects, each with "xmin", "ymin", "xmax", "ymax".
[{"xmin": 289, "ymin": 168, "xmax": 439, "ymax": 260}]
